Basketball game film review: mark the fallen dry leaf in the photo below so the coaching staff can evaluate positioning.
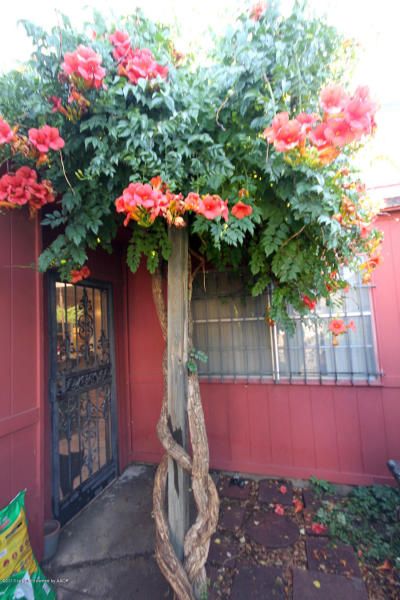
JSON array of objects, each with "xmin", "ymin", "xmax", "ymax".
[
  {"xmin": 377, "ymin": 559, "xmax": 392, "ymax": 571},
  {"xmin": 293, "ymin": 498, "xmax": 304, "ymax": 513}
]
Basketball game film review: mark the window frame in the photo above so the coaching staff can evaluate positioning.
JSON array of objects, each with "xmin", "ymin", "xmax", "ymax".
[{"xmin": 191, "ymin": 270, "xmax": 382, "ymax": 386}]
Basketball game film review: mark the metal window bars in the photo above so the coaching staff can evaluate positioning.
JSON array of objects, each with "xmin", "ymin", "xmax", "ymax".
[{"xmin": 191, "ymin": 270, "xmax": 380, "ymax": 385}]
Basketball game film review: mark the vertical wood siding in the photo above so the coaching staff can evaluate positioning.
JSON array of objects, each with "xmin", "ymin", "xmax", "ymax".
[{"xmin": 0, "ymin": 210, "xmax": 44, "ymax": 557}]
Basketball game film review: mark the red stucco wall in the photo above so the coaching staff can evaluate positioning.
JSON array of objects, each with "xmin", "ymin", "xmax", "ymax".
[{"xmin": 127, "ymin": 211, "xmax": 400, "ymax": 486}]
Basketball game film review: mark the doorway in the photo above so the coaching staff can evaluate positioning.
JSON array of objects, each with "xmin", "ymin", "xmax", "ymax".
[{"xmin": 48, "ymin": 276, "xmax": 118, "ymax": 524}]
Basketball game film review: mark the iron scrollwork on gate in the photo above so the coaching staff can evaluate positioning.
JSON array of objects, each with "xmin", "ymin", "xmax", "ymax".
[
  {"xmin": 57, "ymin": 365, "xmax": 112, "ymax": 395},
  {"xmin": 50, "ymin": 277, "xmax": 118, "ymax": 525},
  {"xmin": 77, "ymin": 288, "xmax": 95, "ymax": 366}
]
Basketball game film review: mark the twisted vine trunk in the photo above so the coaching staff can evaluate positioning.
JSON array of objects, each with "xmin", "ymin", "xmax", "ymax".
[{"xmin": 151, "ymin": 258, "xmax": 219, "ymax": 600}]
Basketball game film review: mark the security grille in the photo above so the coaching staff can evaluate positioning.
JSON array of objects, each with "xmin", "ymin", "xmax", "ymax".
[
  {"xmin": 192, "ymin": 270, "xmax": 379, "ymax": 384},
  {"xmin": 48, "ymin": 276, "xmax": 118, "ymax": 524}
]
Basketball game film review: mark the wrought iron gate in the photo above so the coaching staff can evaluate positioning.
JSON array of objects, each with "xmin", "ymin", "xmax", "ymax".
[{"xmin": 48, "ymin": 276, "xmax": 118, "ymax": 524}]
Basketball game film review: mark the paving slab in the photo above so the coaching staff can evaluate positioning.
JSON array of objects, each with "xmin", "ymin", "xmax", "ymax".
[
  {"xmin": 259, "ymin": 479, "xmax": 293, "ymax": 506},
  {"xmin": 53, "ymin": 586, "xmax": 96, "ymax": 599},
  {"xmin": 219, "ymin": 504, "xmax": 246, "ymax": 532},
  {"xmin": 206, "ymin": 565, "xmax": 219, "ymax": 599},
  {"xmin": 208, "ymin": 534, "xmax": 241, "ymax": 568},
  {"xmin": 206, "ymin": 565, "xmax": 226, "ymax": 599},
  {"xmin": 306, "ymin": 536, "xmax": 362, "ymax": 578},
  {"xmin": 231, "ymin": 565, "xmax": 285, "ymax": 599},
  {"xmin": 51, "ymin": 555, "xmax": 172, "ymax": 600},
  {"xmin": 42, "ymin": 465, "xmax": 176, "ymax": 600},
  {"xmin": 46, "ymin": 465, "xmax": 156, "ymax": 570},
  {"xmin": 293, "ymin": 568, "xmax": 368, "ymax": 600},
  {"xmin": 245, "ymin": 512, "xmax": 299, "ymax": 549},
  {"xmin": 219, "ymin": 478, "xmax": 252, "ymax": 501}
]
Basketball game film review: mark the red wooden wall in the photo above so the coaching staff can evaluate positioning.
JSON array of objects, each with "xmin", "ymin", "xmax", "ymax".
[
  {"xmin": 0, "ymin": 210, "xmax": 44, "ymax": 557},
  {"xmin": 127, "ymin": 211, "xmax": 400, "ymax": 486},
  {"xmin": 0, "ymin": 206, "xmax": 398, "ymax": 563}
]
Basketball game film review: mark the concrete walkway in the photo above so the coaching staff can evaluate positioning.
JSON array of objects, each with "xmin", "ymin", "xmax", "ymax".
[{"xmin": 43, "ymin": 465, "xmax": 172, "ymax": 599}]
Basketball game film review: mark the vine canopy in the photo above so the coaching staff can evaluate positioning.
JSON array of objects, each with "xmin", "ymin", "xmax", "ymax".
[{"xmin": 0, "ymin": 1, "xmax": 381, "ymax": 329}]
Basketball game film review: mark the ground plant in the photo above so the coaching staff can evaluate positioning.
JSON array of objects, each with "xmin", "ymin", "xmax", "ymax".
[{"xmin": 311, "ymin": 479, "xmax": 400, "ymax": 566}]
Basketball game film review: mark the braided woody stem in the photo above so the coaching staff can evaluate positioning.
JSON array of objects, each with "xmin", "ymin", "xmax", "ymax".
[{"xmin": 151, "ymin": 267, "xmax": 219, "ymax": 600}]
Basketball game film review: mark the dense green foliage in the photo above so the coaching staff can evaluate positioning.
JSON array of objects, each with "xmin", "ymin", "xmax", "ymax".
[
  {"xmin": 310, "ymin": 478, "xmax": 400, "ymax": 566},
  {"xmin": 0, "ymin": 1, "xmax": 379, "ymax": 326}
]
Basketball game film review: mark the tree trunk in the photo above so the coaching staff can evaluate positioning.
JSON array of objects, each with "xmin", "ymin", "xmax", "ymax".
[{"xmin": 151, "ymin": 234, "xmax": 220, "ymax": 600}]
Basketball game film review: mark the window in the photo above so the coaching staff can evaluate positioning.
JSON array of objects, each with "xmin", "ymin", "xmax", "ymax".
[{"xmin": 192, "ymin": 270, "xmax": 379, "ymax": 383}]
